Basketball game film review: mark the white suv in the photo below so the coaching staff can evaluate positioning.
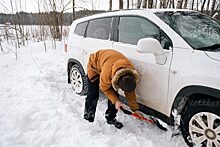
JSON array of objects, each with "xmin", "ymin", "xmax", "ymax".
[{"xmin": 66, "ymin": 9, "xmax": 220, "ymax": 147}]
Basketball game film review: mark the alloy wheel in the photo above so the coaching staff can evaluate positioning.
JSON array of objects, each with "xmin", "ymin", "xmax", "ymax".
[
  {"xmin": 189, "ymin": 112, "xmax": 220, "ymax": 147},
  {"xmin": 70, "ymin": 67, "xmax": 83, "ymax": 94}
]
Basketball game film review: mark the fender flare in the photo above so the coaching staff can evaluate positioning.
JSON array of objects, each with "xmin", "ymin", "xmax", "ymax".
[
  {"xmin": 171, "ymin": 85, "xmax": 220, "ymax": 117},
  {"xmin": 67, "ymin": 58, "xmax": 85, "ymax": 83}
]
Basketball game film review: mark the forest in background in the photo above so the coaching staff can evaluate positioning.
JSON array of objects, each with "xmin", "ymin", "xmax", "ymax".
[{"xmin": 0, "ymin": 10, "xmax": 105, "ymax": 25}]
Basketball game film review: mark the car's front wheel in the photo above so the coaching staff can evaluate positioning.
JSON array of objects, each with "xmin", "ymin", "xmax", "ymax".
[
  {"xmin": 181, "ymin": 99, "xmax": 220, "ymax": 147},
  {"xmin": 69, "ymin": 64, "xmax": 88, "ymax": 96}
]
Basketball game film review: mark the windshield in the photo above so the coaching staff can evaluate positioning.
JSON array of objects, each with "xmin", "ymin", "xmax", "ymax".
[{"xmin": 155, "ymin": 11, "xmax": 220, "ymax": 50}]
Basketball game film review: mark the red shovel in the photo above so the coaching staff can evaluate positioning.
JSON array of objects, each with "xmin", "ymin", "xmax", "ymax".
[{"xmin": 120, "ymin": 107, "xmax": 167, "ymax": 131}]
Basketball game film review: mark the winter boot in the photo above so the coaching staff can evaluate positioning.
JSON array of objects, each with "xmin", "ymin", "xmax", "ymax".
[
  {"xmin": 107, "ymin": 118, "xmax": 123, "ymax": 129},
  {"xmin": 84, "ymin": 110, "xmax": 95, "ymax": 122}
]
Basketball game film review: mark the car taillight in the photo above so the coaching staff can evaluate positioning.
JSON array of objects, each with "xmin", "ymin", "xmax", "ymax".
[{"xmin": 64, "ymin": 44, "xmax": 67, "ymax": 52}]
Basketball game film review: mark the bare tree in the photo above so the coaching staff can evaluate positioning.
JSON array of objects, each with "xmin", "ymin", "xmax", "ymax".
[
  {"xmin": 196, "ymin": 0, "xmax": 199, "ymax": 10},
  {"xmin": 191, "ymin": 0, "xmax": 195, "ymax": 9},
  {"xmin": 9, "ymin": 0, "xmax": 19, "ymax": 59},
  {"xmin": 176, "ymin": 0, "xmax": 183, "ymax": 8},
  {"xmin": 160, "ymin": 0, "xmax": 168, "ymax": 8},
  {"xmin": 149, "ymin": 0, "xmax": 154, "ymax": 8},
  {"xmin": 37, "ymin": 0, "xmax": 47, "ymax": 52},
  {"xmin": 109, "ymin": 0, "xmax": 112, "ymax": 10},
  {"xmin": 206, "ymin": 0, "xmax": 211, "ymax": 14},
  {"xmin": 119, "ymin": 0, "xmax": 123, "ymax": 9},
  {"xmin": 156, "ymin": 0, "xmax": 159, "ymax": 8},
  {"xmin": 143, "ymin": 0, "xmax": 147, "ymax": 8},
  {"xmin": 167, "ymin": 0, "xmax": 174, "ymax": 8},
  {"xmin": 201, "ymin": 0, "xmax": 206, "ymax": 12},
  {"xmin": 0, "ymin": 38, "xmax": 3, "ymax": 52},
  {"xmin": 211, "ymin": 0, "xmax": 217, "ymax": 16},
  {"xmin": 46, "ymin": 0, "xmax": 71, "ymax": 41},
  {"xmin": 131, "ymin": 0, "xmax": 134, "ymax": 8},
  {"xmin": 137, "ymin": 0, "xmax": 142, "ymax": 8},
  {"xmin": 183, "ymin": 0, "xmax": 188, "ymax": 8},
  {"xmin": 127, "ymin": 0, "xmax": 130, "ymax": 9},
  {"xmin": 73, "ymin": 0, "xmax": 75, "ymax": 20},
  {"xmin": 172, "ymin": 0, "xmax": 175, "ymax": 8}
]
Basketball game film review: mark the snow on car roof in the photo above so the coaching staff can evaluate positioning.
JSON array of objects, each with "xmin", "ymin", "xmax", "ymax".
[
  {"xmin": 72, "ymin": 9, "xmax": 194, "ymax": 24},
  {"xmin": 146, "ymin": 8, "xmax": 193, "ymax": 13}
]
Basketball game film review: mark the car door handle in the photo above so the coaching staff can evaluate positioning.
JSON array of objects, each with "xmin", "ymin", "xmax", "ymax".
[{"xmin": 171, "ymin": 70, "xmax": 177, "ymax": 75}]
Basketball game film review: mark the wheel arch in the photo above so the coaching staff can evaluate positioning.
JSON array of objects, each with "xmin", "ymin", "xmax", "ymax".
[
  {"xmin": 170, "ymin": 85, "xmax": 220, "ymax": 118},
  {"xmin": 67, "ymin": 58, "xmax": 85, "ymax": 84}
]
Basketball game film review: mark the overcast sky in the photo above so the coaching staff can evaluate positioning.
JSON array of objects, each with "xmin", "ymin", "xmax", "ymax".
[{"xmin": 0, "ymin": 0, "xmax": 120, "ymax": 13}]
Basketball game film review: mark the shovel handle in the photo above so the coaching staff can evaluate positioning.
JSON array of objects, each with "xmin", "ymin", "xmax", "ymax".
[
  {"xmin": 120, "ymin": 107, "xmax": 155, "ymax": 124},
  {"xmin": 120, "ymin": 107, "xmax": 132, "ymax": 115}
]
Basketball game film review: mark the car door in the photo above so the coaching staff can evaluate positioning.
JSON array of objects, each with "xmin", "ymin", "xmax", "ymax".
[
  {"xmin": 81, "ymin": 17, "xmax": 114, "ymax": 68},
  {"xmin": 112, "ymin": 16, "xmax": 173, "ymax": 115}
]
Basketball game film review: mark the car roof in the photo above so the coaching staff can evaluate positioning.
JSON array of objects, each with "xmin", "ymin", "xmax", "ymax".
[{"xmin": 72, "ymin": 9, "xmax": 194, "ymax": 24}]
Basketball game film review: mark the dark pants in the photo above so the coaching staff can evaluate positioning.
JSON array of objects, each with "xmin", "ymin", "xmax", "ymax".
[{"xmin": 84, "ymin": 76, "xmax": 118, "ymax": 121}]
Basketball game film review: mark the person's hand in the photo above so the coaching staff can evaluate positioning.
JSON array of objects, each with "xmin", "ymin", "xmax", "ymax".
[
  {"xmin": 115, "ymin": 101, "xmax": 124, "ymax": 111},
  {"xmin": 133, "ymin": 110, "xmax": 144, "ymax": 120}
]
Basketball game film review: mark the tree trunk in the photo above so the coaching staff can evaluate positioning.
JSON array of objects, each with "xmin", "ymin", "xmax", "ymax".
[
  {"xmin": 143, "ymin": 0, "xmax": 147, "ymax": 8},
  {"xmin": 119, "ymin": 0, "xmax": 123, "ymax": 9},
  {"xmin": 127, "ymin": 0, "xmax": 129, "ymax": 9},
  {"xmin": 176, "ymin": 0, "xmax": 183, "ymax": 8},
  {"xmin": 149, "ymin": 0, "xmax": 154, "ymax": 8},
  {"xmin": 137, "ymin": 0, "xmax": 142, "ymax": 8},
  {"xmin": 191, "ymin": 0, "xmax": 195, "ymax": 9},
  {"xmin": 160, "ymin": 0, "xmax": 168, "ymax": 8},
  {"xmin": 172, "ymin": 0, "xmax": 175, "ymax": 8},
  {"xmin": 155, "ymin": 0, "xmax": 158, "ymax": 8},
  {"xmin": 109, "ymin": 0, "xmax": 112, "ymax": 10},
  {"xmin": 183, "ymin": 0, "xmax": 188, "ymax": 9},
  {"xmin": 206, "ymin": 0, "xmax": 210, "ymax": 15},
  {"xmin": 201, "ymin": 0, "xmax": 206, "ymax": 12},
  {"xmin": 73, "ymin": 0, "xmax": 75, "ymax": 20},
  {"xmin": 211, "ymin": 0, "xmax": 216, "ymax": 16},
  {"xmin": 196, "ymin": 0, "xmax": 199, "ymax": 10},
  {"xmin": 167, "ymin": 0, "xmax": 171, "ymax": 8},
  {"xmin": 0, "ymin": 42, "xmax": 3, "ymax": 52},
  {"xmin": 10, "ymin": 0, "xmax": 19, "ymax": 59}
]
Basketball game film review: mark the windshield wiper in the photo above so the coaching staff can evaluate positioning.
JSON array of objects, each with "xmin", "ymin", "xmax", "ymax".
[{"xmin": 197, "ymin": 44, "xmax": 220, "ymax": 51}]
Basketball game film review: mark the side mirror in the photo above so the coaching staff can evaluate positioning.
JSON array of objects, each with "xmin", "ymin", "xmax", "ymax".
[{"xmin": 137, "ymin": 38, "xmax": 167, "ymax": 65}]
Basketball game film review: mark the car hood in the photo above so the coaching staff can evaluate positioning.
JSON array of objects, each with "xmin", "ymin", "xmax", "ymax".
[{"xmin": 205, "ymin": 51, "xmax": 220, "ymax": 61}]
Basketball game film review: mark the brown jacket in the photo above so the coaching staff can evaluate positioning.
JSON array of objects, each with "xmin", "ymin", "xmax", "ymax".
[{"xmin": 87, "ymin": 49, "xmax": 139, "ymax": 111}]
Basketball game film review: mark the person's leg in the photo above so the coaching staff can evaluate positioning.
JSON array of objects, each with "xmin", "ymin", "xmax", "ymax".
[
  {"xmin": 105, "ymin": 91, "xmax": 123, "ymax": 129},
  {"xmin": 105, "ymin": 99, "xmax": 118, "ymax": 120},
  {"xmin": 84, "ymin": 77, "xmax": 99, "ymax": 122}
]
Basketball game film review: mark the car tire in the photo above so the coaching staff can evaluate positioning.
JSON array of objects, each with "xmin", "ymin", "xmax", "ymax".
[
  {"xmin": 180, "ymin": 98, "xmax": 220, "ymax": 147},
  {"xmin": 69, "ymin": 64, "xmax": 88, "ymax": 96}
]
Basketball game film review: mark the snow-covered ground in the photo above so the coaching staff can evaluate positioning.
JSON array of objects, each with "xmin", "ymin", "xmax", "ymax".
[{"xmin": 0, "ymin": 41, "xmax": 187, "ymax": 147}]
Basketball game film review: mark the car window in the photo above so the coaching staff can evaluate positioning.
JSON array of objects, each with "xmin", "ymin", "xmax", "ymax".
[
  {"xmin": 86, "ymin": 17, "xmax": 112, "ymax": 40},
  {"xmin": 118, "ymin": 16, "xmax": 172, "ymax": 49},
  {"xmin": 155, "ymin": 11, "xmax": 220, "ymax": 49},
  {"xmin": 74, "ymin": 21, "xmax": 88, "ymax": 36}
]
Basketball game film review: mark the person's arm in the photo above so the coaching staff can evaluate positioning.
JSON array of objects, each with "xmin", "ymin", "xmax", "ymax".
[
  {"xmin": 124, "ymin": 91, "xmax": 139, "ymax": 111},
  {"xmin": 125, "ymin": 91, "xmax": 143, "ymax": 119},
  {"xmin": 101, "ymin": 86, "xmax": 119, "ymax": 104}
]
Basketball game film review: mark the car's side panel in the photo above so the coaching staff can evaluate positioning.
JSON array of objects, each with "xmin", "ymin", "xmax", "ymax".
[
  {"xmin": 112, "ymin": 42, "xmax": 172, "ymax": 115},
  {"xmin": 167, "ymin": 49, "xmax": 220, "ymax": 116}
]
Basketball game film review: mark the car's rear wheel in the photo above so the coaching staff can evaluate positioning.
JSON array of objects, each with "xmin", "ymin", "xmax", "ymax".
[
  {"xmin": 181, "ymin": 99, "xmax": 220, "ymax": 147},
  {"xmin": 70, "ymin": 64, "xmax": 88, "ymax": 95}
]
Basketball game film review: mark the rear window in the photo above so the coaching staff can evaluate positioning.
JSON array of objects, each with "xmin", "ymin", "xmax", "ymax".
[
  {"xmin": 86, "ymin": 17, "xmax": 112, "ymax": 40},
  {"xmin": 74, "ymin": 21, "xmax": 88, "ymax": 36}
]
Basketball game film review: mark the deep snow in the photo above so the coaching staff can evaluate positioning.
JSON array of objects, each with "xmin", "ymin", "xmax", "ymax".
[{"xmin": 0, "ymin": 41, "xmax": 187, "ymax": 147}]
